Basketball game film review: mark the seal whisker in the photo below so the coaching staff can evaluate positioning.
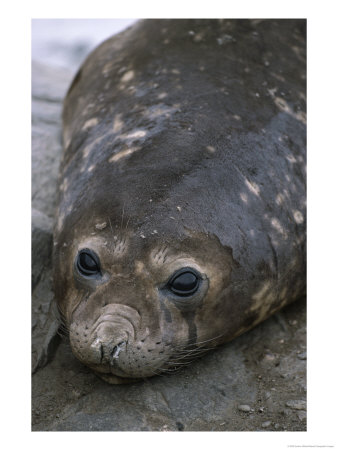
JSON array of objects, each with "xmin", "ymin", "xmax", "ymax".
[
  {"xmin": 120, "ymin": 202, "xmax": 125, "ymax": 229},
  {"xmin": 173, "ymin": 333, "xmax": 226, "ymax": 353},
  {"xmin": 108, "ymin": 217, "xmax": 113, "ymax": 234}
]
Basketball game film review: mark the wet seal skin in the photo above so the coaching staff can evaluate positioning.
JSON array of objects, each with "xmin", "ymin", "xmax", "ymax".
[{"xmin": 54, "ymin": 19, "xmax": 306, "ymax": 384}]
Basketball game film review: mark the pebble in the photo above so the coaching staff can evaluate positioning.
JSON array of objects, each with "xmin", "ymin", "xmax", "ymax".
[
  {"xmin": 263, "ymin": 352, "xmax": 275, "ymax": 362},
  {"xmin": 71, "ymin": 389, "xmax": 82, "ymax": 399},
  {"xmin": 297, "ymin": 352, "xmax": 307, "ymax": 360},
  {"xmin": 176, "ymin": 422, "xmax": 184, "ymax": 431},
  {"xmin": 264, "ymin": 391, "xmax": 271, "ymax": 400},
  {"xmin": 285, "ymin": 400, "xmax": 306, "ymax": 410},
  {"xmin": 262, "ymin": 421, "xmax": 271, "ymax": 428},
  {"xmin": 297, "ymin": 411, "xmax": 307, "ymax": 421},
  {"xmin": 238, "ymin": 404, "xmax": 251, "ymax": 412}
]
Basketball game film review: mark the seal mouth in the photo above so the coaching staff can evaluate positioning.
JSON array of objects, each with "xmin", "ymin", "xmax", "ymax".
[{"xmin": 94, "ymin": 371, "xmax": 140, "ymax": 385}]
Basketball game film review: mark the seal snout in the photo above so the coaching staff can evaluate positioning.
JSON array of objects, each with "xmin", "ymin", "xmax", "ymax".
[
  {"xmin": 88, "ymin": 335, "xmax": 128, "ymax": 366},
  {"xmin": 70, "ymin": 303, "xmax": 140, "ymax": 369}
]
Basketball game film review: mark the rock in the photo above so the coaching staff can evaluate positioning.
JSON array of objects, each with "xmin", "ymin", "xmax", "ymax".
[
  {"xmin": 32, "ymin": 271, "xmax": 60, "ymax": 373},
  {"xmin": 262, "ymin": 421, "xmax": 271, "ymax": 428},
  {"xmin": 238, "ymin": 405, "xmax": 251, "ymax": 412},
  {"xmin": 32, "ymin": 208, "xmax": 53, "ymax": 289},
  {"xmin": 31, "ymin": 61, "xmax": 73, "ymax": 373},
  {"xmin": 297, "ymin": 411, "xmax": 307, "ymax": 421},
  {"xmin": 285, "ymin": 400, "xmax": 306, "ymax": 411},
  {"xmin": 264, "ymin": 391, "xmax": 272, "ymax": 400},
  {"xmin": 176, "ymin": 422, "xmax": 185, "ymax": 431}
]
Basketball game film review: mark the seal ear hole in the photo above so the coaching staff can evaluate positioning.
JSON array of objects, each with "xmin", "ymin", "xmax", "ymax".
[
  {"xmin": 76, "ymin": 248, "xmax": 101, "ymax": 277},
  {"xmin": 167, "ymin": 267, "xmax": 201, "ymax": 296}
]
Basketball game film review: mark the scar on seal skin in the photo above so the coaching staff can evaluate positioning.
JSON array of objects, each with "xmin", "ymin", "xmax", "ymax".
[{"xmin": 54, "ymin": 19, "xmax": 306, "ymax": 384}]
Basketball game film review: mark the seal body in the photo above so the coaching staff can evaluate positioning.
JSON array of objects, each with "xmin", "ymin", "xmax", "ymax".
[{"xmin": 54, "ymin": 19, "xmax": 306, "ymax": 384}]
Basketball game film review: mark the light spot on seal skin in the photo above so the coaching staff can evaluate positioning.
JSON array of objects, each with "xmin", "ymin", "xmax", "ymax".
[
  {"xmin": 82, "ymin": 134, "xmax": 107, "ymax": 159},
  {"xmin": 270, "ymin": 217, "xmax": 287, "ymax": 237},
  {"xmin": 206, "ymin": 145, "xmax": 216, "ymax": 154},
  {"xmin": 60, "ymin": 177, "xmax": 69, "ymax": 192},
  {"xmin": 119, "ymin": 130, "xmax": 147, "ymax": 140},
  {"xmin": 56, "ymin": 212, "xmax": 65, "ymax": 232},
  {"xmin": 120, "ymin": 70, "xmax": 135, "ymax": 83},
  {"xmin": 240, "ymin": 193, "xmax": 248, "ymax": 204},
  {"xmin": 102, "ymin": 61, "xmax": 113, "ymax": 76},
  {"xmin": 275, "ymin": 193, "xmax": 284, "ymax": 206},
  {"xmin": 95, "ymin": 222, "xmax": 107, "ymax": 231},
  {"xmin": 144, "ymin": 105, "xmax": 176, "ymax": 120},
  {"xmin": 157, "ymin": 92, "xmax": 168, "ymax": 100},
  {"xmin": 135, "ymin": 260, "xmax": 145, "ymax": 274},
  {"xmin": 293, "ymin": 210, "xmax": 304, "ymax": 224},
  {"xmin": 112, "ymin": 114, "xmax": 124, "ymax": 133},
  {"xmin": 274, "ymin": 97, "xmax": 306, "ymax": 124},
  {"xmin": 286, "ymin": 154, "xmax": 297, "ymax": 164},
  {"xmin": 271, "ymin": 72, "xmax": 286, "ymax": 82},
  {"xmin": 82, "ymin": 117, "xmax": 99, "ymax": 131},
  {"xmin": 249, "ymin": 280, "xmax": 275, "ymax": 324},
  {"xmin": 245, "ymin": 179, "xmax": 261, "ymax": 196},
  {"xmin": 108, "ymin": 146, "xmax": 141, "ymax": 163}
]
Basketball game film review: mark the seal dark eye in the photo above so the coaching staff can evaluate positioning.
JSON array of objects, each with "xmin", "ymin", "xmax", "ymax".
[
  {"xmin": 168, "ymin": 268, "xmax": 200, "ymax": 296},
  {"xmin": 76, "ymin": 249, "xmax": 101, "ymax": 276}
]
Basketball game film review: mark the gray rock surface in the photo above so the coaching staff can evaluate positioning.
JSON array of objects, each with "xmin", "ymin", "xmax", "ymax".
[
  {"xmin": 31, "ymin": 52, "xmax": 306, "ymax": 432},
  {"xmin": 31, "ymin": 62, "xmax": 73, "ymax": 373}
]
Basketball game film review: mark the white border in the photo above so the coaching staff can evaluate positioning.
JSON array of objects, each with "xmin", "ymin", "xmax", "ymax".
[{"xmin": 1, "ymin": 0, "xmax": 337, "ymax": 448}]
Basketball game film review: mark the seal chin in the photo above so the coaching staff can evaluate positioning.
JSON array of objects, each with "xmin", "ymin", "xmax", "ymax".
[{"xmin": 95, "ymin": 372, "xmax": 140, "ymax": 385}]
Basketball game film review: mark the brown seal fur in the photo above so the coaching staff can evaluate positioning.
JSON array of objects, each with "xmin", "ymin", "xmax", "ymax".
[{"xmin": 54, "ymin": 19, "xmax": 306, "ymax": 384}]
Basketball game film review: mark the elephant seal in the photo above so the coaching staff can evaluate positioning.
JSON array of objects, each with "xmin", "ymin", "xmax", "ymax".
[{"xmin": 54, "ymin": 19, "xmax": 306, "ymax": 384}]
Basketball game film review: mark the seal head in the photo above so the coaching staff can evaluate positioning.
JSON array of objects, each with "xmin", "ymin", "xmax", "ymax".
[{"xmin": 56, "ymin": 223, "xmax": 237, "ymax": 382}]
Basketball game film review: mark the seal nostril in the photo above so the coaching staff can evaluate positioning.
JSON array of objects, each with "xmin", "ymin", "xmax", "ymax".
[
  {"xmin": 110, "ymin": 341, "xmax": 126, "ymax": 360},
  {"xmin": 100, "ymin": 342, "xmax": 104, "ymax": 363}
]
